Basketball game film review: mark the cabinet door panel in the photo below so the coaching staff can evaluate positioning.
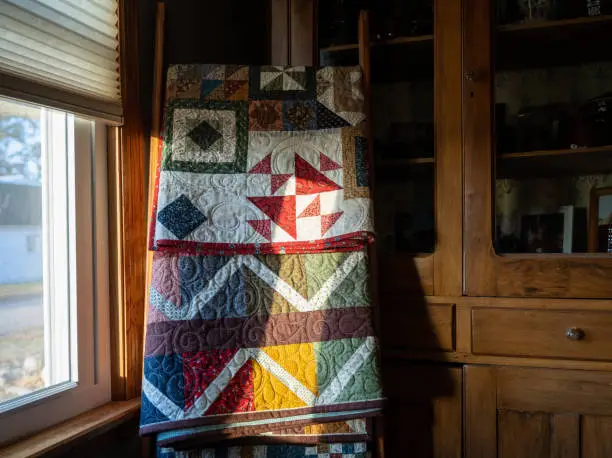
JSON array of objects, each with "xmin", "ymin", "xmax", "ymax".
[
  {"xmin": 582, "ymin": 416, "xmax": 612, "ymax": 458},
  {"xmin": 466, "ymin": 365, "xmax": 612, "ymax": 458},
  {"xmin": 498, "ymin": 411, "xmax": 551, "ymax": 458},
  {"xmin": 463, "ymin": 0, "xmax": 612, "ymax": 298}
]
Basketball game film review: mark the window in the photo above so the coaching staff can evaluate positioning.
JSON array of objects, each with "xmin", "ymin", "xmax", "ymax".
[{"xmin": 0, "ymin": 97, "xmax": 110, "ymax": 443}]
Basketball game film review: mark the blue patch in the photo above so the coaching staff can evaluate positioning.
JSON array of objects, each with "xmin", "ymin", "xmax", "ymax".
[
  {"xmin": 179, "ymin": 256, "xmax": 233, "ymax": 306},
  {"xmin": 144, "ymin": 354, "xmax": 185, "ymax": 410},
  {"xmin": 158, "ymin": 195, "xmax": 207, "ymax": 240},
  {"xmin": 141, "ymin": 392, "xmax": 170, "ymax": 426},
  {"xmin": 267, "ymin": 444, "xmax": 306, "ymax": 458},
  {"xmin": 283, "ymin": 100, "xmax": 317, "ymax": 131},
  {"xmin": 200, "ymin": 79, "xmax": 223, "ymax": 99},
  {"xmin": 315, "ymin": 101, "xmax": 351, "ymax": 129}
]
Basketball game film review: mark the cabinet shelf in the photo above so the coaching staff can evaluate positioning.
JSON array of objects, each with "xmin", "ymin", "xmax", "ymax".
[
  {"xmin": 378, "ymin": 157, "xmax": 435, "ymax": 166},
  {"xmin": 498, "ymin": 14, "xmax": 612, "ymax": 34},
  {"xmin": 497, "ymin": 145, "xmax": 612, "ymax": 178},
  {"xmin": 321, "ymin": 34, "xmax": 433, "ymax": 53},
  {"xmin": 497, "ymin": 15, "xmax": 612, "ymax": 71}
]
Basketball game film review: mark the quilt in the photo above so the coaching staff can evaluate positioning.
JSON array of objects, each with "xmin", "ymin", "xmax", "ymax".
[
  {"xmin": 158, "ymin": 442, "xmax": 370, "ymax": 458},
  {"xmin": 150, "ymin": 64, "xmax": 374, "ymax": 254},
  {"xmin": 140, "ymin": 250, "xmax": 383, "ymax": 446}
]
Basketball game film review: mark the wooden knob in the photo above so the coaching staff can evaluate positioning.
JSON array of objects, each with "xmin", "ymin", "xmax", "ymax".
[{"xmin": 566, "ymin": 327, "xmax": 585, "ymax": 341}]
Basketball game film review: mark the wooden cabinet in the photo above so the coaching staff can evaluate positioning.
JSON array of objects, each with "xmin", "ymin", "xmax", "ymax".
[
  {"xmin": 384, "ymin": 363, "xmax": 462, "ymax": 458},
  {"xmin": 272, "ymin": 0, "xmax": 612, "ymax": 456},
  {"xmin": 465, "ymin": 365, "xmax": 612, "ymax": 458},
  {"xmin": 464, "ymin": 0, "xmax": 612, "ymax": 298}
]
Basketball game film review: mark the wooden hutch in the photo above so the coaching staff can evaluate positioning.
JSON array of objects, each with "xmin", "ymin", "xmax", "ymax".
[{"xmin": 272, "ymin": 0, "xmax": 612, "ymax": 456}]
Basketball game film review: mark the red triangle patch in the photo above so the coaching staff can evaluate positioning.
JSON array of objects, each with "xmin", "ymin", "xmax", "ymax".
[
  {"xmin": 249, "ymin": 154, "xmax": 272, "ymax": 174},
  {"xmin": 248, "ymin": 196, "xmax": 297, "ymax": 239},
  {"xmin": 298, "ymin": 195, "xmax": 321, "ymax": 218},
  {"xmin": 271, "ymin": 174, "xmax": 292, "ymax": 194},
  {"xmin": 206, "ymin": 359, "xmax": 255, "ymax": 415},
  {"xmin": 321, "ymin": 211, "xmax": 344, "ymax": 236},
  {"xmin": 248, "ymin": 219, "xmax": 272, "ymax": 241},
  {"xmin": 320, "ymin": 152, "xmax": 342, "ymax": 171},
  {"xmin": 295, "ymin": 153, "xmax": 342, "ymax": 195},
  {"xmin": 183, "ymin": 349, "xmax": 240, "ymax": 410}
]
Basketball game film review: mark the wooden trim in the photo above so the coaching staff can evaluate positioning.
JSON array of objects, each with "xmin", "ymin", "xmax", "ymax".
[
  {"xmin": 0, "ymin": 400, "xmax": 140, "ymax": 458},
  {"xmin": 290, "ymin": 0, "xmax": 316, "ymax": 66},
  {"xmin": 433, "ymin": 0, "xmax": 463, "ymax": 296},
  {"xmin": 588, "ymin": 186, "xmax": 612, "ymax": 252},
  {"xmin": 110, "ymin": 0, "xmax": 148, "ymax": 400},
  {"xmin": 462, "ymin": 0, "xmax": 496, "ymax": 296},
  {"xmin": 144, "ymin": 2, "xmax": 166, "ymax": 384},
  {"xmin": 464, "ymin": 365, "xmax": 497, "ymax": 458},
  {"xmin": 270, "ymin": 0, "xmax": 290, "ymax": 65}
]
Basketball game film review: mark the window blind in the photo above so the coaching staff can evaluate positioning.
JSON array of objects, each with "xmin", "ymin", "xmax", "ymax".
[{"xmin": 0, "ymin": 0, "xmax": 121, "ymax": 123}]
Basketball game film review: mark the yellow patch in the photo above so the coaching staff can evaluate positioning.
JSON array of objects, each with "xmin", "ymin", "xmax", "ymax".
[
  {"xmin": 252, "ymin": 359, "xmax": 307, "ymax": 410},
  {"xmin": 271, "ymin": 256, "xmax": 308, "ymax": 314},
  {"xmin": 252, "ymin": 343, "xmax": 318, "ymax": 411}
]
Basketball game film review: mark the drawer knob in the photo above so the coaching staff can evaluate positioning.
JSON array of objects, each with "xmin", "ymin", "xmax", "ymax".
[{"xmin": 566, "ymin": 327, "xmax": 586, "ymax": 341}]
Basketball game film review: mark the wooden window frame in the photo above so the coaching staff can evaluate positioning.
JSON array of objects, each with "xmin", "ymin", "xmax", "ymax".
[{"xmin": 108, "ymin": 0, "xmax": 148, "ymax": 401}]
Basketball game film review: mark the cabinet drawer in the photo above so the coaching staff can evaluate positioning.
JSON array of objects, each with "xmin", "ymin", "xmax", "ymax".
[
  {"xmin": 382, "ymin": 303, "xmax": 454, "ymax": 352},
  {"xmin": 472, "ymin": 308, "xmax": 612, "ymax": 361}
]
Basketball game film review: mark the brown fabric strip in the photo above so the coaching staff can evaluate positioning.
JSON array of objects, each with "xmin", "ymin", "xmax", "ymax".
[
  {"xmin": 140, "ymin": 399, "xmax": 384, "ymax": 437},
  {"xmin": 144, "ymin": 307, "xmax": 375, "ymax": 356},
  {"xmin": 154, "ymin": 405, "xmax": 382, "ymax": 447}
]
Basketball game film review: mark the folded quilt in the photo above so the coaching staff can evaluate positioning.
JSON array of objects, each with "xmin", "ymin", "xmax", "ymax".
[
  {"xmin": 150, "ymin": 64, "xmax": 374, "ymax": 255},
  {"xmin": 158, "ymin": 441, "xmax": 370, "ymax": 458},
  {"xmin": 140, "ymin": 250, "xmax": 383, "ymax": 446},
  {"xmin": 156, "ymin": 418, "xmax": 371, "ymax": 450}
]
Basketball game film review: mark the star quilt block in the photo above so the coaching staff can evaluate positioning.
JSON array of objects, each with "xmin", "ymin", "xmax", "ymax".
[{"xmin": 151, "ymin": 64, "xmax": 373, "ymax": 254}]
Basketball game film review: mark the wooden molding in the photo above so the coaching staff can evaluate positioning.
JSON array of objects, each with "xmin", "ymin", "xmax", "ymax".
[
  {"xmin": 109, "ymin": 0, "xmax": 148, "ymax": 401},
  {"xmin": 0, "ymin": 400, "xmax": 140, "ymax": 458},
  {"xmin": 433, "ymin": 0, "xmax": 463, "ymax": 296},
  {"xmin": 270, "ymin": 0, "xmax": 290, "ymax": 65}
]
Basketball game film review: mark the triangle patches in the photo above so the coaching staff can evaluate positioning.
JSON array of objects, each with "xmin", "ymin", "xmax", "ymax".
[
  {"xmin": 298, "ymin": 195, "xmax": 321, "ymax": 218},
  {"xmin": 295, "ymin": 153, "xmax": 342, "ymax": 195},
  {"xmin": 320, "ymin": 152, "xmax": 341, "ymax": 171},
  {"xmin": 271, "ymin": 174, "xmax": 292, "ymax": 194},
  {"xmin": 321, "ymin": 211, "xmax": 344, "ymax": 236},
  {"xmin": 249, "ymin": 154, "xmax": 272, "ymax": 174},
  {"xmin": 248, "ymin": 196, "xmax": 297, "ymax": 239},
  {"xmin": 248, "ymin": 219, "xmax": 272, "ymax": 241}
]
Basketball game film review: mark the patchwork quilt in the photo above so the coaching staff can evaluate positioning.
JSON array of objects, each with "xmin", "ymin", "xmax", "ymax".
[
  {"xmin": 140, "ymin": 251, "xmax": 383, "ymax": 446},
  {"xmin": 158, "ymin": 442, "xmax": 370, "ymax": 458},
  {"xmin": 150, "ymin": 64, "xmax": 374, "ymax": 254}
]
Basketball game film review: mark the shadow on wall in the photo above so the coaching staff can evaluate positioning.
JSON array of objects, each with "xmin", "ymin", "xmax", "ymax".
[
  {"xmin": 379, "ymin": 256, "xmax": 458, "ymax": 458},
  {"xmin": 138, "ymin": 0, "xmax": 271, "ymax": 163}
]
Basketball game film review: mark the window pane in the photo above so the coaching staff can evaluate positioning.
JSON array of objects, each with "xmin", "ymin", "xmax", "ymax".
[
  {"xmin": 0, "ymin": 98, "xmax": 71, "ymax": 406},
  {"xmin": 493, "ymin": 3, "xmax": 612, "ymax": 254}
]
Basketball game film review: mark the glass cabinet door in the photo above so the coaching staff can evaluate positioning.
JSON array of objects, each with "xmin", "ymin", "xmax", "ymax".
[
  {"xmin": 464, "ymin": 0, "xmax": 612, "ymax": 297},
  {"xmin": 494, "ymin": 3, "xmax": 612, "ymax": 256},
  {"xmin": 318, "ymin": 1, "xmax": 437, "ymax": 294}
]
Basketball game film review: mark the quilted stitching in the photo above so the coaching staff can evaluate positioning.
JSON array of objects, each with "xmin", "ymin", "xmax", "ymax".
[{"xmin": 151, "ymin": 64, "xmax": 373, "ymax": 254}]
